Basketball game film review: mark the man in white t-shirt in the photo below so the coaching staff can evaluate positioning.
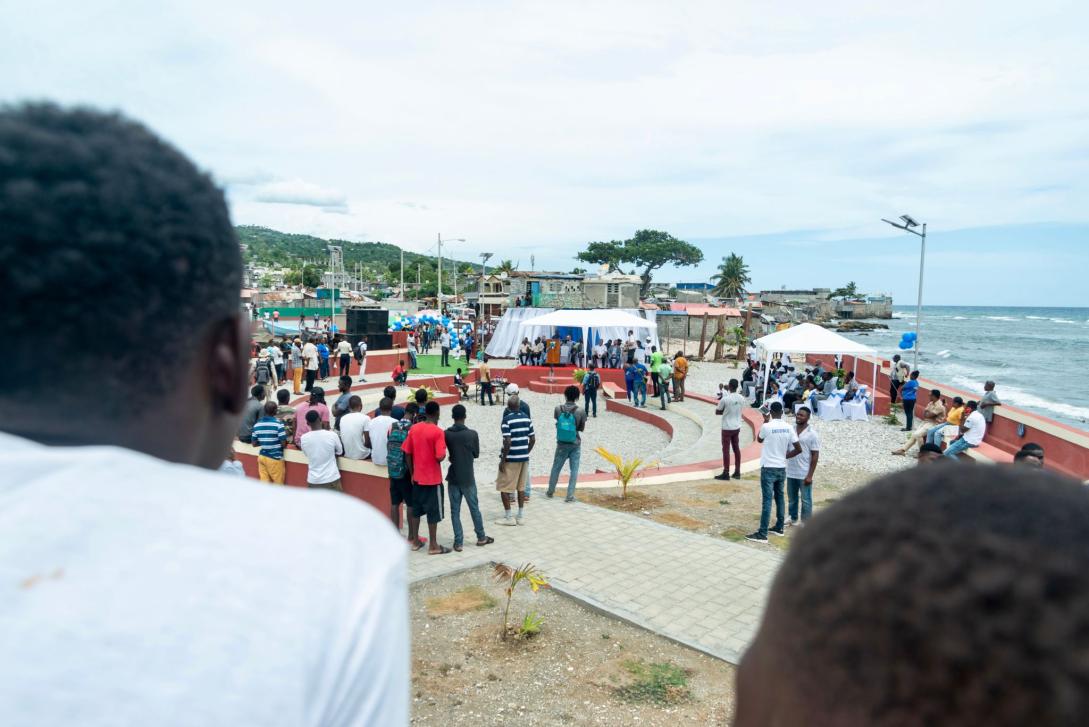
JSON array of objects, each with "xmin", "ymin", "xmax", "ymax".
[
  {"xmin": 338, "ymin": 396, "xmax": 372, "ymax": 460},
  {"xmin": 300, "ymin": 410, "xmax": 344, "ymax": 489},
  {"xmin": 715, "ymin": 379, "xmax": 747, "ymax": 481},
  {"xmin": 747, "ymin": 401, "xmax": 801, "ymax": 543},
  {"xmin": 786, "ymin": 405, "xmax": 820, "ymax": 526},
  {"xmin": 0, "ymin": 106, "xmax": 406, "ymax": 726},
  {"xmin": 336, "ymin": 338, "xmax": 353, "ymax": 377},
  {"xmin": 945, "ymin": 401, "xmax": 986, "ymax": 460},
  {"xmin": 302, "ymin": 338, "xmax": 319, "ymax": 392},
  {"xmin": 440, "ymin": 328, "xmax": 451, "ymax": 367},
  {"xmin": 368, "ymin": 397, "xmax": 398, "ymax": 467}
]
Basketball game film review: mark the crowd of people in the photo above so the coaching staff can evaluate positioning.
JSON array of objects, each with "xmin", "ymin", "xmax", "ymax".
[{"xmin": 249, "ymin": 332, "xmax": 368, "ymax": 395}]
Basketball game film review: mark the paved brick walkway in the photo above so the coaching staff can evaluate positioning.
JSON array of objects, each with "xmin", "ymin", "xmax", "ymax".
[{"xmin": 408, "ymin": 488, "xmax": 782, "ymax": 664}]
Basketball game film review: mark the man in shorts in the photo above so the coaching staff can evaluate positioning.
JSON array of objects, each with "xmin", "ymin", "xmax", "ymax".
[
  {"xmin": 401, "ymin": 401, "xmax": 450, "ymax": 554},
  {"xmin": 496, "ymin": 395, "xmax": 535, "ymax": 525}
]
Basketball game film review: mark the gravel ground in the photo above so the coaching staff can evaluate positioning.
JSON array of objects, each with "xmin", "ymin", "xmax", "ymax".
[{"xmin": 411, "ymin": 566, "xmax": 735, "ymax": 726}]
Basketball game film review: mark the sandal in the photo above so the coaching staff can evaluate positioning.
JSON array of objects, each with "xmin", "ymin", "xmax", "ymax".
[
  {"xmin": 476, "ymin": 536, "xmax": 495, "ymax": 547},
  {"xmin": 410, "ymin": 539, "xmax": 426, "ymax": 552},
  {"xmin": 429, "ymin": 545, "xmax": 452, "ymax": 555}
]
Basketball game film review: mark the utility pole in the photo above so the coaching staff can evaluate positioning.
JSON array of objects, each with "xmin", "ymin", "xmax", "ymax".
[
  {"xmin": 437, "ymin": 233, "xmax": 443, "ymax": 315},
  {"xmin": 400, "ymin": 249, "xmax": 404, "ymax": 301},
  {"xmin": 881, "ymin": 215, "xmax": 927, "ymax": 370},
  {"xmin": 416, "ymin": 263, "xmax": 421, "ymax": 300}
]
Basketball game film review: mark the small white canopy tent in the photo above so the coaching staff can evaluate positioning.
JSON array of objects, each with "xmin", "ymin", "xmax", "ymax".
[
  {"xmin": 518, "ymin": 309, "xmax": 657, "ymax": 364},
  {"xmin": 752, "ymin": 323, "xmax": 879, "ymax": 402}
]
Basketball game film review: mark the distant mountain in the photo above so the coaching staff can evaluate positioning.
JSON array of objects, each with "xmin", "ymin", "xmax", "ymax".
[{"xmin": 236, "ymin": 226, "xmax": 475, "ymax": 272}]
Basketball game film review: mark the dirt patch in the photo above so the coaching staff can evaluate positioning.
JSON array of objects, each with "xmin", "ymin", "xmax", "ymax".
[
  {"xmin": 426, "ymin": 586, "xmax": 497, "ymax": 617},
  {"xmin": 581, "ymin": 464, "xmax": 883, "ymax": 553},
  {"xmin": 579, "ymin": 488, "xmax": 665, "ymax": 512},
  {"xmin": 652, "ymin": 511, "xmax": 708, "ymax": 530},
  {"xmin": 412, "ymin": 567, "xmax": 735, "ymax": 726}
]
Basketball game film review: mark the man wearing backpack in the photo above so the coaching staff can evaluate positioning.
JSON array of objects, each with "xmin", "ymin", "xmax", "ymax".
[
  {"xmin": 582, "ymin": 364, "xmax": 601, "ymax": 417},
  {"xmin": 355, "ymin": 338, "xmax": 367, "ymax": 382},
  {"xmin": 253, "ymin": 349, "xmax": 275, "ymax": 388},
  {"xmin": 384, "ymin": 402, "xmax": 415, "ymax": 540},
  {"xmin": 547, "ymin": 385, "xmax": 587, "ymax": 502}
]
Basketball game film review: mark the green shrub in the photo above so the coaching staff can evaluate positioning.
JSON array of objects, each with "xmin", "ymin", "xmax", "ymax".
[{"xmin": 615, "ymin": 659, "xmax": 691, "ymax": 704}]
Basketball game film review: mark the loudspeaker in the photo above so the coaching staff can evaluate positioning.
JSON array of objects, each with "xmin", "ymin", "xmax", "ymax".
[
  {"xmin": 346, "ymin": 308, "xmax": 389, "ymax": 335},
  {"xmin": 346, "ymin": 332, "xmax": 393, "ymax": 351}
]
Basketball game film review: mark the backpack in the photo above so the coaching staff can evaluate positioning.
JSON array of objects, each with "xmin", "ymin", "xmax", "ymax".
[
  {"xmin": 556, "ymin": 406, "xmax": 578, "ymax": 444},
  {"xmin": 583, "ymin": 371, "xmax": 600, "ymax": 391},
  {"xmin": 386, "ymin": 420, "xmax": 412, "ymax": 478},
  {"xmin": 255, "ymin": 359, "xmax": 271, "ymax": 384}
]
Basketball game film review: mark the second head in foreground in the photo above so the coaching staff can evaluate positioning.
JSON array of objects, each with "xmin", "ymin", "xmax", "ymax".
[{"xmin": 736, "ymin": 464, "xmax": 1089, "ymax": 727}]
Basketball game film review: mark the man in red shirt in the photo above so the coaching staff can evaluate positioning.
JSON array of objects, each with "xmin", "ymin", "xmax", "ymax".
[{"xmin": 401, "ymin": 400, "xmax": 450, "ymax": 554}]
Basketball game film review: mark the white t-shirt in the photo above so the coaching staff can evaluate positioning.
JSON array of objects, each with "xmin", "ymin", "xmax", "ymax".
[
  {"xmin": 758, "ymin": 418, "xmax": 799, "ymax": 469},
  {"xmin": 300, "ymin": 429, "xmax": 343, "ymax": 484},
  {"xmin": 338, "ymin": 412, "xmax": 372, "ymax": 460},
  {"xmin": 634, "ymin": 347, "xmax": 646, "ymax": 364},
  {"xmin": 962, "ymin": 410, "xmax": 987, "ymax": 446},
  {"xmin": 357, "ymin": 340, "xmax": 368, "ymax": 357},
  {"xmin": 367, "ymin": 415, "xmax": 397, "ymax": 466},
  {"xmin": 716, "ymin": 392, "xmax": 747, "ymax": 431},
  {"xmin": 336, "ymin": 340, "xmax": 352, "ymax": 357},
  {"xmin": 302, "ymin": 342, "xmax": 319, "ymax": 371},
  {"xmin": 441, "ymin": 332, "xmax": 450, "ymax": 348},
  {"xmin": 786, "ymin": 426, "xmax": 821, "ymax": 480},
  {"xmin": 268, "ymin": 346, "xmax": 283, "ymax": 364},
  {"xmin": 0, "ymin": 431, "xmax": 407, "ymax": 727}
]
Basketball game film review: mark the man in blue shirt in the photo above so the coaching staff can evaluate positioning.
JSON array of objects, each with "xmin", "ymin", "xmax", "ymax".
[
  {"xmin": 316, "ymin": 338, "xmax": 330, "ymax": 380},
  {"xmin": 250, "ymin": 401, "xmax": 287, "ymax": 484},
  {"xmin": 900, "ymin": 370, "xmax": 920, "ymax": 431}
]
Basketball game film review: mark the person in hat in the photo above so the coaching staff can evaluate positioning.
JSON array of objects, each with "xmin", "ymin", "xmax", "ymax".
[{"xmin": 289, "ymin": 338, "xmax": 304, "ymax": 394}]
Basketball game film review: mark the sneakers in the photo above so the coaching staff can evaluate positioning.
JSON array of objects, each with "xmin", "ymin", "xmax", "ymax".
[
  {"xmin": 515, "ymin": 515, "xmax": 524, "ymax": 526},
  {"xmin": 564, "ymin": 497, "xmax": 576, "ymax": 503},
  {"xmin": 714, "ymin": 473, "xmax": 730, "ymax": 481},
  {"xmin": 769, "ymin": 525, "xmax": 785, "ymax": 537},
  {"xmin": 744, "ymin": 531, "xmax": 768, "ymax": 542},
  {"xmin": 545, "ymin": 491, "xmax": 555, "ymax": 498},
  {"xmin": 498, "ymin": 517, "xmax": 517, "ymax": 526},
  {"xmin": 786, "ymin": 518, "xmax": 798, "ymax": 527}
]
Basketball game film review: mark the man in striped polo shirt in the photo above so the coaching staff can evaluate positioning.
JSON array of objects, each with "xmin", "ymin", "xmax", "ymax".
[
  {"xmin": 496, "ymin": 395, "xmax": 535, "ymax": 525},
  {"xmin": 250, "ymin": 401, "xmax": 287, "ymax": 484}
]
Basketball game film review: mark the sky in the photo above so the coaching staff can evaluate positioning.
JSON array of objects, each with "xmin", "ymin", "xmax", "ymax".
[{"xmin": 3, "ymin": 0, "xmax": 1088, "ymax": 306}]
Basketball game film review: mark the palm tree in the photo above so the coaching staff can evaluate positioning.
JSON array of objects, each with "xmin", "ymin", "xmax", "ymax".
[
  {"xmin": 710, "ymin": 253, "xmax": 751, "ymax": 300},
  {"xmin": 493, "ymin": 259, "xmax": 517, "ymax": 275}
]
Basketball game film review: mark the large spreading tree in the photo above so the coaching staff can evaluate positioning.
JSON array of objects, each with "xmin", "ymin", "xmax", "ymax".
[
  {"xmin": 710, "ymin": 252, "xmax": 751, "ymax": 300},
  {"xmin": 576, "ymin": 229, "xmax": 703, "ymax": 297}
]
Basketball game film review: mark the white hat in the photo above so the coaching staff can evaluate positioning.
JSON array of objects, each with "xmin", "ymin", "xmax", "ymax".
[{"xmin": 505, "ymin": 383, "xmax": 520, "ymax": 395}]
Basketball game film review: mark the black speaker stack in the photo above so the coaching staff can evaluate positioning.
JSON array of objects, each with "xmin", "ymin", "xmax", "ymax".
[{"xmin": 345, "ymin": 308, "xmax": 392, "ymax": 351}]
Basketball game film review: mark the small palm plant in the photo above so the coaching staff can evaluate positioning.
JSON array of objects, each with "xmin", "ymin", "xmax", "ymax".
[
  {"xmin": 493, "ymin": 563, "xmax": 549, "ymax": 640},
  {"xmin": 594, "ymin": 447, "xmax": 657, "ymax": 499}
]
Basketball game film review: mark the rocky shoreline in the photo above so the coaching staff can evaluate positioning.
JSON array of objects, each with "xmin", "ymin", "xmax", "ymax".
[{"xmin": 821, "ymin": 320, "xmax": 889, "ymax": 333}]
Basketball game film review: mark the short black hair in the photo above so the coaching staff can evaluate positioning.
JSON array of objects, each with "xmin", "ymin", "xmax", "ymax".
[
  {"xmin": 383, "ymin": 386, "xmax": 396, "ymax": 399},
  {"xmin": 276, "ymin": 389, "xmax": 290, "ymax": 404},
  {"xmin": 424, "ymin": 400, "xmax": 440, "ymax": 417},
  {"xmin": 378, "ymin": 396, "xmax": 393, "ymax": 413},
  {"xmin": 251, "ymin": 385, "xmax": 265, "ymax": 400},
  {"xmin": 414, "ymin": 388, "xmax": 428, "ymax": 404},
  {"xmin": 769, "ymin": 465, "xmax": 1089, "ymax": 724},
  {"xmin": 930, "ymin": 389, "xmax": 941, "ymax": 398},
  {"xmin": 305, "ymin": 410, "xmax": 320, "ymax": 425},
  {"xmin": 263, "ymin": 401, "xmax": 278, "ymax": 416},
  {"xmin": 0, "ymin": 104, "xmax": 240, "ymax": 409},
  {"xmin": 564, "ymin": 385, "xmax": 580, "ymax": 401},
  {"xmin": 348, "ymin": 395, "xmax": 362, "ymax": 411},
  {"xmin": 452, "ymin": 404, "xmax": 466, "ymax": 420},
  {"xmin": 404, "ymin": 402, "xmax": 419, "ymax": 416},
  {"xmin": 769, "ymin": 401, "xmax": 783, "ymax": 414}
]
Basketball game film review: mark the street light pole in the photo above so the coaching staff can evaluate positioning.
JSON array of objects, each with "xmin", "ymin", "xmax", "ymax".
[
  {"xmin": 478, "ymin": 252, "xmax": 493, "ymax": 345},
  {"xmin": 436, "ymin": 234, "xmax": 466, "ymax": 316},
  {"xmin": 881, "ymin": 215, "xmax": 927, "ymax": 370}
]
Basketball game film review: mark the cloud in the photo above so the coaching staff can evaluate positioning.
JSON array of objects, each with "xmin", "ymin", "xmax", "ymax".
[{"xmin": 252, "ymin": 180, "xmax": 349, "ymax": 212}]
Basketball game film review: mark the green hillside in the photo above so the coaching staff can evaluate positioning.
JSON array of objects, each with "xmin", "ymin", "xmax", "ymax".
[{"xmin": 237, "ymin": 225, "xmax": 475, "ymax": 273}]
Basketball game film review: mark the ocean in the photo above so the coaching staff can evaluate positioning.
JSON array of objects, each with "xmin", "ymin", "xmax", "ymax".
[{"xmin": 839, "ymin": 305, "xmax": 1089, "ymax": 432}]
